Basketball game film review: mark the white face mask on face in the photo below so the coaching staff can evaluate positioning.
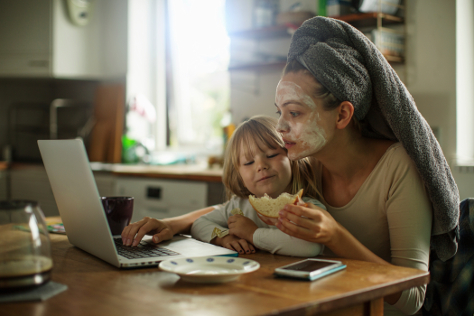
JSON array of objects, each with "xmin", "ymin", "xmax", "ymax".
[{"xmin": 275, "ymin": 80, "xmax": 327, "ymax": 160}]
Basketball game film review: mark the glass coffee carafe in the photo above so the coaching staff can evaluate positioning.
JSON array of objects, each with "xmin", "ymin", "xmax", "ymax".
[{"xmin": 0, "ymin": 200, "xmax": 53, "ymax": 290}]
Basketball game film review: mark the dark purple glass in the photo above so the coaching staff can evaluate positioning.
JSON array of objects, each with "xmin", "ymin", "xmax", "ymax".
[{"xmin": 101, "ymin": 197, "xmax": 134, "ymax": 235}]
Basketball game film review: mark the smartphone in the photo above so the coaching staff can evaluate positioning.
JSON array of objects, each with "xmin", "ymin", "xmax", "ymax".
[{"xmin": 274, "ymin": 258, "xmax": 346, "ymax": 281}]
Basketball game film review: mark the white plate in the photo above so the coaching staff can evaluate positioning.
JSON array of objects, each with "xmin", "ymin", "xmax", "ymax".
[{"xmin": 159, "ymin": 256, "xmax": 260, "ymax": 283}]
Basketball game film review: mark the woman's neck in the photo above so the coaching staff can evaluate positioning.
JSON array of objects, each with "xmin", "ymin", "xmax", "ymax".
[
  {"xmin": 315, "ymin": 135, "xmax": 395, "ymax": 207},
  {"xmin": 317, "ymin": 134, "xmax": 374, "ymax": 179}
]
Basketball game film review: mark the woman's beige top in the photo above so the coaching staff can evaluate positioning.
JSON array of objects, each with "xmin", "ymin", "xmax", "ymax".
[{"xmin": 315, "ymin": 143, "xmax": 432, "ymax": 316}]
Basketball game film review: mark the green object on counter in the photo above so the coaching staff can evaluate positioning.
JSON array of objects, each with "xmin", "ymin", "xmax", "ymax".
[
  {"xmin": 318, "ymin": 0, "xmax": 326, "ymax": 16},
  {"xmin": 121, "ymin": 135, "xmax": 139, "ymax": 164}
]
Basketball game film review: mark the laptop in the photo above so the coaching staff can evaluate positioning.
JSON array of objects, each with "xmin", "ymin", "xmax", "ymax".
[{"xmin": 38, "ymin": 139, "xmax": 237, "ymax": 268}]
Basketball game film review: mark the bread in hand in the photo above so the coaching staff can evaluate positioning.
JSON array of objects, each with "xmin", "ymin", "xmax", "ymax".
[{"xmin": 249, "ymin": 189, "xmax": 304, "ymax": 218}]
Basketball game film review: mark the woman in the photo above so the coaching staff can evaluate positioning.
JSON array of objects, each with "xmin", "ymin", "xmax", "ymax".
[
  {"xmin": 122, "ymin": 17, "xmax": 460, "ymax": 315},
  {"xmin": 269, "ymin": 16, "xmax": 460, "ymax": 316}
]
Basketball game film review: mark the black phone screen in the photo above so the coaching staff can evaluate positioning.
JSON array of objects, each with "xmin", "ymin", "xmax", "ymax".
[{"xmin": 281, "ymin": 260, "xmax": 335, "ymax": 272}]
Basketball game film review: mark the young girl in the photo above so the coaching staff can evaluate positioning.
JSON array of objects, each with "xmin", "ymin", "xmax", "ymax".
[{"xmin": 190, "ymin": 115, "xmax": 324, "ymax": 257}]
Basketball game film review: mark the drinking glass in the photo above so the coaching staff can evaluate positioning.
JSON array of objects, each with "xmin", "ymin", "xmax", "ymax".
[{"xmin": 0, "ymin": 200, "xmax": 53, "ymax": 290}]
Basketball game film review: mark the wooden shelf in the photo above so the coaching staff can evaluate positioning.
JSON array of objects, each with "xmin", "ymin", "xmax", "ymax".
[
  {"xmin": 383, "ymin": 54, "xmax": 404, "ymax": 63},
  {"xmin": 335, "ymin": 12, "xmax": 404, "ymax": 28}
]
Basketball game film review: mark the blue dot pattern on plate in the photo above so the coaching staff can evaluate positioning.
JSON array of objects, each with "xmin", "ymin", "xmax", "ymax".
[
  {"xmin": 171, "ymin": 261, "xmax": 177, "ymax": 265},
  {"xmin": 227, "ymin": 259, "xmax": 235, "ymax": 263},
  {"xmin": 186, "ymin": 259, "xmax": 194, "ymax": 263},
  {"xmin": 243, "ymin": 261, "xmax": 250, "ymax": 265},
  {"xmin": 207, "ymin": 258, "xmax": 214, "ymax": 262}
]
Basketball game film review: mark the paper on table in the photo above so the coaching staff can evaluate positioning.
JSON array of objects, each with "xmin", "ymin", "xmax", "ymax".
[{"xmin": 46, "ymin": 219, "xmax": 66, "ymax": 234}]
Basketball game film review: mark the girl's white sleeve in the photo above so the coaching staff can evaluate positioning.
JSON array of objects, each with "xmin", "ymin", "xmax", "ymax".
[
  {"xmin": 190, "ymin": 201, "xmax": 233, "ymax": 243},
  {"xmin": 253, "ymin": 228, "xmax": 323, "ymax": 257}
]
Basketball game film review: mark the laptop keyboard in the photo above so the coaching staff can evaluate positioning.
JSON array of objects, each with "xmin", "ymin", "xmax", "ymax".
[{"xmin": 114, "ymin": 238, "xmax": 180, "ymax": 259}]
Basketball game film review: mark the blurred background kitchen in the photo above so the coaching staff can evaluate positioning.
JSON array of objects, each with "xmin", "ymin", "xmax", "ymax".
[{"xmin": 0, "ymin": 0, "xmax": 473, "ymax": 221}]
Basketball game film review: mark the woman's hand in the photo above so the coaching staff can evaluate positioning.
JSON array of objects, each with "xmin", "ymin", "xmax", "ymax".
[
  {"xmin": 121, "ymin": 217, "xmax": 174, "ymax": 247},
  {"xmin": 227, "ymin": 214, "xmax": 258, "ymax": 243},
  {"xmin": 255, "ymin": 213, "xmax": 278, "ymax": 226},
  {"xmin": 276, "ymin": 202, "xmax": 341, "ymax": 248},
  {"xmin": 214, "ymin": 235, "xmax": 256, "ymax": 254},
  {"xmin": 276, "ymin": 203, "xmax": 389, "ymax": 265}
]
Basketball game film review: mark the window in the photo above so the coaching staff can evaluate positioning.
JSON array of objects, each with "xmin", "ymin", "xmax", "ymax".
[
  {"xmin": 456, "ymin": 0, "xmax": 474, "ymax": 163},
  {"xmin": 166, "ymin": 0, "xmax": 230, "ymax": 151},
  {"xmin": 126, "ymin": 0, "xmax": 230, "ymax": 162}
]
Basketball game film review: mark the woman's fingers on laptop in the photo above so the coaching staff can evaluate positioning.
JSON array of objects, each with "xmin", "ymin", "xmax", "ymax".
[
  {"xmin": 122, "ymin": 217, "xmax": 153, "ymax": 246},
  {"xmin": 121, "ymin": 217, "xmax": 173, "ymax": 247},
  {"xmin": 132, "ymin": 219, "xmax": 158, "ymax": 246},
  {"xmin": 135, "ymin": 218, "xmax": 174, "ymax": 246},
  {"xmin": 152, "ymin": 226, "xmax": 174, "ymax": 244}
]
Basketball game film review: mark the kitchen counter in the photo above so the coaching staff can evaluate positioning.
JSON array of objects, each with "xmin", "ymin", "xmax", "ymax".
[
  {"xmin": 90, "ymin": 162, "xmax": 223, "ymax": 182},
  {"xmin": 9, "ymin": 162, "xmax": 223, "ymax": 182}
]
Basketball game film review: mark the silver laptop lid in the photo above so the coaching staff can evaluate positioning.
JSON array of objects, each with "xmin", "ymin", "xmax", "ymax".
[{"xmin": 38, "ymin": 139, "xmax": 120, "ymax": 267}]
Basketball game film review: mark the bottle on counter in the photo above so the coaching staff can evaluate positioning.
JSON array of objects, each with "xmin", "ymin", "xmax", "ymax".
[
  {"xmin": 208, "ymin": 110, "xmax": 235, "ymax": 169},
  {"xmin": 221, "ymin": 110, "xmax": 236, "ymax": 153}
]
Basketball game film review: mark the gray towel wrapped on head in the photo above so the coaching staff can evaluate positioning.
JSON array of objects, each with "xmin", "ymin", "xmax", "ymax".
[{"xmin": 288, "ymin": 16, "xmax": 459, "ymax": 262}]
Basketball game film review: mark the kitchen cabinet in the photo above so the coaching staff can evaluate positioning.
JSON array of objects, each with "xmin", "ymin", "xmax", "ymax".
[
  {"xmin": 9, "ymin": 165, "xmax": 117, "ymax": 217},
  {"xmin": 115, "ymin": 177, "xmax": 210, "ymax": 223},
  {"xmin": 0, "ymin": 0, "xmax": 127, "ymax": 79},
  {"xmin": 93, "ymin": 172, "xmax": 117, "ymax": 197},
  {"xmin": 10, "ymin": 166, "xmax": 59, "ymax": 217}
]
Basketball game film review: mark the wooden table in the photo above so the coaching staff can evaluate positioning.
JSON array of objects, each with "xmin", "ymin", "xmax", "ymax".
[{"xmin": 2, "ymin": 232, "xmax": 429, "ymax": 316}]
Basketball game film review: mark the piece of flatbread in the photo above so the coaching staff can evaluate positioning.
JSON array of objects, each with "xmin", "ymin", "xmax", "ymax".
[{"xmin": 249, "ymin": 189, "xmax": 303, "ymax": 218}]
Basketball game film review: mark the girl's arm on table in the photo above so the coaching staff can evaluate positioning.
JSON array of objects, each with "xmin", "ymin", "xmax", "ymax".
[
  {"xmin": 228, "ymin": 203, "xmax": 323, "ymax": 258},
  {"xmin": 190, "ymin": 208, "xmax": 230, "ymax": 243},
  {"xmin": 191, "ymin": 209, "xmax": 255, "ymax": 254}
]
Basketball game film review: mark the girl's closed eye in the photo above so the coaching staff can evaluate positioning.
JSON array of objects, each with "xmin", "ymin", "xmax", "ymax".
[
  {"xmin": 267, "ymin": 153, "xmax": 279, "ymax": 158},
  {"xmin": 243, "ymin": 160, "xmax": 254, "ymax": 166}
]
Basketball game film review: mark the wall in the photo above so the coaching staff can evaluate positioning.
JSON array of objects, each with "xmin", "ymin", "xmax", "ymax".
[
  {"xmin": 0, "ymin": 0, "xmax": 128, "ymax": 162},
  {"xmin": 405, "ymin": 1, "xmax": 456, "ymax": 160},
  {"xmin": 405, "ymin": 1, "xmax": 473, "ymax": 199},
  {"xmin": 228, "ymin": 0, "xmax": 473, "ymax": 199}
]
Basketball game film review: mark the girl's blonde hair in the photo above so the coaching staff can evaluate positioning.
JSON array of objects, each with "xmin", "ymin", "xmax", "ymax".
[{"xmin": 222, "ymin": 115, "xmax": 321, "ymax": 201}]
